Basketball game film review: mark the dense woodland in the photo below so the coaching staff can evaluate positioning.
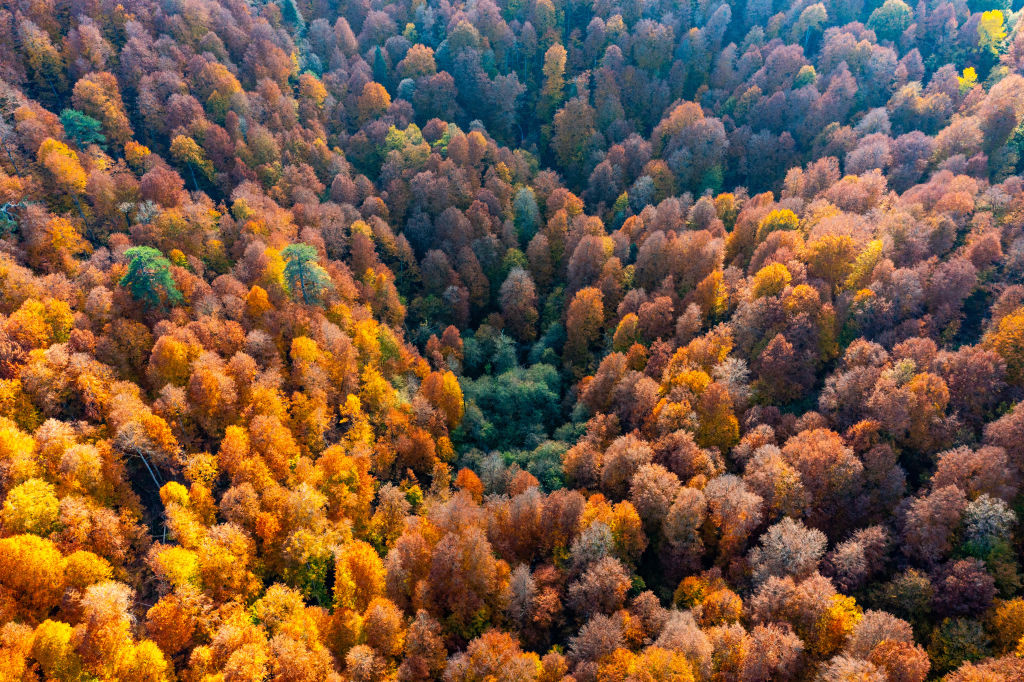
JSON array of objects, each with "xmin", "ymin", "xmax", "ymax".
[{"xmin": 2, "ymin": 0, "xmax": 1024, "ymax": 679}]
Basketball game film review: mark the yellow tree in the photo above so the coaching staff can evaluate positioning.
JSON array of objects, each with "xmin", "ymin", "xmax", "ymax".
[
  {"xmin": 978, "ymin": 10, "xmax": 1007, "ymax": 56},
  {"xmin": 984, "ymin": 306, "xmax": 1024, "ymax": 385},
  {"xmin": 170, "ymin": 134, "xmax": 215, "ymax": 190},
  {"xmin": 358, "ymin": 82, "xmax": 392, "ymax": 123},
  {"xmin": 38, "ymin": 138, "xmax": 86, "ymax": 197},
  {"xmin": 538, "ymin": 43, "xmax": 566, "ymax": 120},
  {"xmin": 334, "ymin": 540, "xmax": 386, "ymax": 613},
  {"xmin": 18, "ymin": 20, "xmax": 66, "ymax": 102},
  {"xmin": 565, "ymin": 287, "xmax": 604, "ymax": 372},
  {"xmin": 751, "ymin": 263, "xmax": 791, "ymax": 298},
  {"xmin": 0, "ymin": 534, "xmax": 66, "ymax": 617},
  {"xmin": 419, "ymin": 370, "xmax": 464, "ymax": 430},
  {"xmin": 25, "ymin": 211, "xmax": 90, "ymax": 275},
  {"xmin": 71, "ymin": 72, "xmax": 133, "ymax": 145},
  {"xmin": 805, "ymin": 234, "xmax": 857, "ymax": 294}
]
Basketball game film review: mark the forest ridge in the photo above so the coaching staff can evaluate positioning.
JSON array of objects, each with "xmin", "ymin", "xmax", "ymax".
[{"xmin": 1, "ymin": 0, "xmax": 1024, "ymax": 680}]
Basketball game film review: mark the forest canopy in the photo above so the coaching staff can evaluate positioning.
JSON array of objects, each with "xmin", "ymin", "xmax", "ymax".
[{"xmin": 1, "ymin": 0, "xmax": 1024, "ymax": 679}]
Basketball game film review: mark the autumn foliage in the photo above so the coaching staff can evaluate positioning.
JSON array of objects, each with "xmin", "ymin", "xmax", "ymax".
[{"xmin": 1, "ymin": 0, "xmax": 1024, "ymax": 679}]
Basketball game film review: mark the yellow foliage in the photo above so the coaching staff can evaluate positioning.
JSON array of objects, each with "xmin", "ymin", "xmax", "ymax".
[
  {"xmin": 755, "ymin": 209, "xmax": 799, "ymax": 242},
  {"xmin": 630, "ymin": 646, "xmax": 696, "ymax": 682},
  {"xmin": 334, "ymin": 540, "xmax": 385, "ymax": 612},
  {"xmin": 37, "ymin": 138, "xmax": 87, "ymax": 195},
  {"xmin": 990, "ymin": 598, "xmax": 1024, "ymax": 653},
  {"xmin": 582, "ymin": 496, "xmax": 648, "ymax": 565},
  {"xmin": 147, "ymin": 334, "xmax": 197, "ymax": 388},
  {"xmin": 783, "ymin": 284, "xmax": 821, "ymax": 317},
  {"xmin": 299, "ymin": 72, "xmax": 329, "ymax": 108},
  {"xmin": 751, "ymin": 262, "xmax": 791, "ymax": 298},
  {"xmin": 358, "ymin": 82, "xmax": 392, "ymax": 123},
  {"xmin": 808, "ymin": 594, "xmax": 862, "ymax": 657},
  {"xmin": 149, "ymin": 545, "xmax": 201, "ymax": 591},
  {"xmin": 119, "ymin": 639, "xmax": 173, "ymax": 682},
  {"xmin": 0, "ymin": 534, "xmax": 66, "ymax": 615},
  {"xmin": 843, "ymin": 239, "xmax": 883, "ymax": 291},
  {"xmin": 124, "ymin": 141, "xmax": 151, "ymax": 171},
  {"xmin": 420, "ymin": 370, "xmax": 464, "ymax": 429},
  {"xmin": 32, "ymin": 620, "xmax": 84, "ymax": 680},
  {"xmin": 0, "ymin": 379, "xmax": 41, "ymax": 431},
  {"xmin": 978, "ymin": 10, "xmax": 1006, "ymax": 55},
  {"xmin": 64, "ymin": 550, "xmax": 113, "ymax": 591},
  {"xmin": 245, "ymin": 285, "xmax": 273, "ymax": 318},
  {"xmin": 0, "ymin": 478, "xmax": 59, "ymax": 535},
  {"xmin": 0, "ymin": 416, "xmax": 39, "ymax": 487},
  {"xmin": 984, "ymin": 306, "xmax": 1024, "ymax": 384},
  {"xmin": 668, "ymin": 368, "xmax": 713, "ymax": 395},
  {"xmin": 5, "ymin": 297, "xmax": 73, "ymax": 349},
  {"xmin": 358, "ymin": 365, "xmax": 394, "ymax": 416}
]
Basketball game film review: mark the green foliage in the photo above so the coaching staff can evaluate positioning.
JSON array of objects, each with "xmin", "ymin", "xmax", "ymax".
[
  {"xmin": 504, "ymin": 440, "xmax": 567, "ymax": 491},
  {"xmin": 59, "ymin": 109, "xmax": 105, "ymax": 148},
  {"xmin": 927, "ymin": 618, "xmax": 992, "ymax": 674},
  {"xmin": 867, "ymin": 0, "xmax": 913, "ymax": 42},
  {"xmin": 283, "ymin": 550, "xmax": 333, "ymax": 607},
  {"xmin": 463, "ymin": 328, "xmax": 519, "ymax": 376},
  {"xmin": 457, "ymin": 363, "xmax": 562, "ymax": 450},
  {"xmin": 513, "ymin": 187, "xmax": 540, "ymax": 244},
  {"xmin": 280, "ymin": 0, "xmax": 306, "ymax": 34},
  {"xmin": 282, "ymin": 243, "xmax": 332, "ymax": 305},
  {"xmin": 120, "ymin": 246, "xmax": 184, "ymax": 309}
]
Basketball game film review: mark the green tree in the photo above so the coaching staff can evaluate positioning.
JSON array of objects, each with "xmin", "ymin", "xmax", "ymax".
[
  {"xmin": 170, "ymin": 135, "xmax": 215, "ymax": 190},
  {"xmin": 283, "ymin": 243, "xmax": 332, "ymax": 304},
  {"xmin": 60, "ymin": 109, "xmax": 105, "ymax": 149},
  {"xmin": 280, "ymin": 0, "xmax": 306, "ymax": 34},
  {"xmin": 120, "ymin": 246, "xmax": 184, "ymax": 309},
  {"xmin": 867, "ymin": 0, "xmax": 912, "ymax": 42}
]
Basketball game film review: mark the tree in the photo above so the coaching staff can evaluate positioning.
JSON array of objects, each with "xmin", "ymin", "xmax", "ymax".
[
  {"xmin": 927, "ymin": 618, "xmax": 992, "ymax": 674},
  {"xmin": 1, "ymin": 478, "xmax": 59, "ymax": 535},
  {"xmin": 398, "ymin": 611, "xmax": 446, "ymax": 681},
  {"xmin": 751, "ymin": 263, "xmax": 791, "ymax": 298},
  {"xmin": 282, "ymin": 243, "xmax": 332, "ymax": 305},
  {"xmin": 742, "ymin": 624, "xmax": 805, "ymax": 681},
  {"xmin": 445, "ymin": 631, "xmax": 540, "ymax": 681},
  {"xmin": 425, "ymin": 528, "xmax": 509, "ymax": 641},
  {"xmin": 977, "ymin": 11, "xmax": 1007, "ymax": 57},
  {"xmin": 420, "ymin": 370, "xmax": 464, "ymax": 430},
  {"xmin": 780, "ymin": 429, "xmax": 863, "ymax": 530},
  {"xmin": 805, "ymin": 234, "xmax": 857, "ymax": 293},
  {"xmin": 37, "ymin": 138, "xmax": 87, "ymax": 199},
  {"xmin": 901, "ymin": 486, "xmax": 968, "ymax": 565},
  {"xmin": 24, "ymin": 212, "xmax": 89, "ymax": 275},
  {"xmin": 335, "ymin": 540, "xmax": 386, "ymax": 613},
  {"xmin": 567, "ymin": 556, "xmax": 630, "ymax": 619},
  {"xmin": 704, "ymin": 475, "xmax": 763, "ymax": 560},
  {"xmin": 551, "ymin": 98, "xmax": 600, "ymax": 183},
  {"xmin": 867, "ymin": 0, "xmax": 912, "ymax": 42},
  {"xmin": 748, "ymin": 517, "xmax": 827, "ymax": 585},
  {"xmin": 358, "ymin": 82, "xmax": 392, "ymax": 123},
  {"xmin": 755, "ymin": 209, "xmax": 799, "ymax": 243},
  {"xmin": 60, "ymin": 109, "xmax": 105, "ymax": 148},
  {"xmin": 565, "ymin": 287, "xmax": 604, "ymax": 371},
  {"xmin": 0, "ymin": 534, "xmax": 65, "ymax": 616},
  {"xmin": 120, "ymin": 247, "xmax": 184, "ymax": 310},
  {"xmin": 398, "ymin": 45, "xmax": 436, "ymax": 79},
  {"xmin": 71, "ymin": 72, "xmax": 133, "ymax": 145},
  {"xmin": 18, "ymin": 20, "xmax": 66, "ymax": 102},
  {"xmin": 500, "ymin": 268, "xmax": 539, "ymax": 342},
  {"xmin": 984, "ymin": 307, "xmax": 1024, "ymax": 385},
  {"xmin": 538, "ymin": 44, "xmax": 566, "ymax": 121},
  {"xmin": 169, "ymin": 135, "xmax": 215, "ymax": 190}
]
